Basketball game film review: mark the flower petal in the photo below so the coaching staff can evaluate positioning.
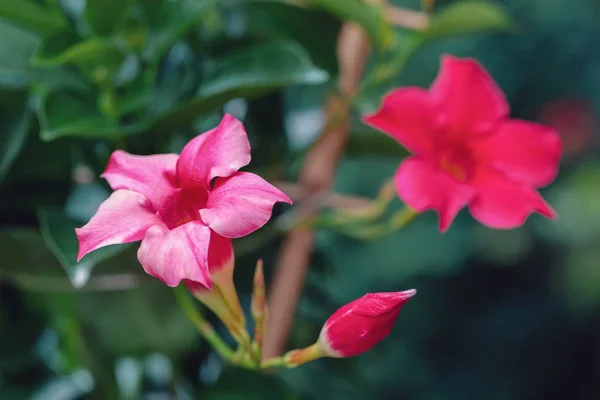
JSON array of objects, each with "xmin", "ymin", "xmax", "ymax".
[
  {"xmin": 177, "ymin": 114, "xmax": 251, "ymax": 191},
  {"xmin": 207, "ymin": 231, "xmax": 233, "ymax": 274},
  {"xmin": 394, "ymin": 157, "xmax": 475, "ymax": 232},
  {"xmin": 137, "ymin": 221, "xmax": 212, "ymax": 288},
  {"xmin": 76, "ymin": 190, "xmax": 164, "ymax": 261},
  {"xmin": 469, "ymin": 170, "xmax": 556, "ymax": 229},
  {"xmin": 477, "ymin": 120, "xmax": 562, "ymax": 187},
  {"xmin": 102, "ymin": 150, "xmax": 179, "ymax": 211},
  {"xmin": 200, "ymin": 172, "xmax": 292, "ymax": 238},
  {"xmin": 362, "ymin": 88, "xmax": 439, "ymax": 155},
  {"xmin": 430, "ymin": 55, "xmax": 509, "ymax": 137}
]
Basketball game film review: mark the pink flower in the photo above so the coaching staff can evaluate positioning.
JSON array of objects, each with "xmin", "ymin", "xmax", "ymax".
[
  {"xmin": 363, "ymin": 55, "xmax": 562, "ymax": 232},
  {"xmin": 76, "ymin": 114, "xmax": 292, "ymax": 288},
  {"xmin": 319, "ymin": 290, "xmax": 416, "ymax": 358}
]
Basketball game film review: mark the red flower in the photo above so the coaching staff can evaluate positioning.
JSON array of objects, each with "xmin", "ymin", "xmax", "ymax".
[
  {"xmin": 363, "ymin": 56, "xmax": 561, "ymax": 232},
  {"xmin": 318, "ymin": 290, "xmax": 416, "ymax": 358}
]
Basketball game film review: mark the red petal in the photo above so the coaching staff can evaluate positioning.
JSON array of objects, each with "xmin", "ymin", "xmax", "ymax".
[
  {"xmin": 102, "ymin": 151, "xmax": 179, "ymax": 212},
  {"xmin": 430, "ymin": 55, "xmax": 509, "ymax": 137},
  {"xmin": 137, "ymin": 221, "xmax": 212, "ymax": 288},
  {"xmin": 177, "ymin": 114, "xmax": 251, "ymax": 192},
  {"xmin": 394, "ymin": 157, "xmax": 475, "ymax": 232},
  {"xmin": 476, "ymin": 120, "xmax": 562, "ymax": 187},
  {"xmin": 362, "ymin": 87, "xmax": 438, "ymax": 155},
  {"xmin": 469, "ymin": 169, "xmax": 556, "ymax": 229},
  {"xmin": 76, "ymin": 190, "xmax": 164, "ymax": 261},
  {"xmin": 200, "ymin": 172, "xmax": 292, "ymax": 238}
]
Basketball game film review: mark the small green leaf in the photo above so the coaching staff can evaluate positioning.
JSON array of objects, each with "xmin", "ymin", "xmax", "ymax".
[
  {"xmin": 152, "ymin": 40, "xmax": 328, "ymax": 129},
  {"xmin": 84, "ymin": 0, "xmax": 132, "ymax": 36},
  {"xmin": 36, "ymin": 90, "xmax": 124, "ymax": 141},
  {"xmin": 0, "ymin": 0, "xmax": 67, "ymax": 36},
  {"xmin": 423, "ymin": 0, "xmax": 514, "ymax": 41},
  {"xmin": 0, "ymin": 91, "xmax": 31, "ymax": 183},
  {"xmin": 304, "ymin": 0, "xmax": 394, "ymax": 50},
  {"xmin": 38, "ymin": 206, "xmax": 130, "ymax": 289}
]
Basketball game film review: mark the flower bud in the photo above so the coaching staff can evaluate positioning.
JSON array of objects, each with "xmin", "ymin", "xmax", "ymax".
[
  {"xmin": 318, "ymin": 289, "xmax": 416, "ymax": 358},
  {"xmin": 281, "ymin": 289, "xmax": 416, "ymax": 367},
  {"xmin": 251, "ymin": 259, "xmax": 267, "ymax": 350}
]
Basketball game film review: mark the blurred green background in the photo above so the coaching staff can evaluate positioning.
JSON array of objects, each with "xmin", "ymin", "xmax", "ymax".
[{"xmin": 1, "ymin": 0, "xmax": 600, "ymax": 398}]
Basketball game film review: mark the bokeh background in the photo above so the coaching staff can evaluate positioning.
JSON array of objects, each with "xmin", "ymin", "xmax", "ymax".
[{"xmin": 1, "ymin": 0, "xmax": 600, "ymax": 399}]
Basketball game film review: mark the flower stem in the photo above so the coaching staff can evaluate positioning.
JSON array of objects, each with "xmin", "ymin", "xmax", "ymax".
[
  {"xmin": 324, "ymin": 178, "xmax": 396, "ymax": 224},
  {"xmin": 319, "ymin": 207, "xmax": 419, "ymax": 240},
  {"xmin": 261, "ymin": 357, "xmax": 287, "ymax": 370},
  {"xmin": 174, "ymin": 286, "xmax": 235, "ymax": 362}
]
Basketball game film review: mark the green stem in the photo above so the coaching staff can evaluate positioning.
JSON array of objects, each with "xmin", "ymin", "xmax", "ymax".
[
  {"xmin": 174, "ymin": 286, "xmax": 235, "ymax": 362},
  {"xmin": 319, "ymin": 207, "xmax": 419, "ymax": 240},
  {"xmin": 325, "ymin": 179, "xmax": 396, "ymax": 225},
  {"xmin": 261, "ymin": 357, "xmax": 287, "ymax": 370}
]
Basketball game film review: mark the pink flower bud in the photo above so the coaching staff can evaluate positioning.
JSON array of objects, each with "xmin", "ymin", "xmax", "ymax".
[{"xmin": 318, "ymin": 290, "xmax": 416, "ymax": 358}]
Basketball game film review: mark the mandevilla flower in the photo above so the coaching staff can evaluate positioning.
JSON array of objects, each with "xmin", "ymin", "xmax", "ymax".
[
  {"xmin": 284, "ymin": 290, "xmax": 415, "ymax": 366},
  {"xmin": 76, "ymin": 114, "xmax": 292, "ymax": 289},
  {"xmin": 363, "ymin": 55, "xmax": 562, "ymax": 232}
]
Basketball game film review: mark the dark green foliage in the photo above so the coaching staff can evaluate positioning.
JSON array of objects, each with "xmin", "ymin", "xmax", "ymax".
[{"xmin": 1, "ymin": 0, "xmax": 599, "ymax": 398}]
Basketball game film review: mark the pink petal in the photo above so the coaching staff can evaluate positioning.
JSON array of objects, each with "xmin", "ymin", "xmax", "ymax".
[
  {"xmin": 394, "ymin": 157, "xmax": 475, "ymax": 232},
  {"xmin": 76, "ymin": 190, "xmax": 164, "ymax": 261},
  {"xmin": 102, "ymin": 150, "xmax": 179, "ymax": 212},
  {"xmin": 469, "ymin": 169, "xmax": 557, "ymax": 229},
  {"xmin": 477, "ymin": 120, "xmax": 562, "ymax": 187},
  {"xmin": 177, "ymin": 114, "xmax": 251, "ymax": 191},
  {"xmin": 362, "ymin": 88, "xmax": 439, "ymax": 155},
  {"xmin": 137, "ymin": 221, "xmax": 212, "ymax": 288},
  {"xmin": 200, "ymin": 172, "xmax": 292, "ymax": 238},
  {"xmin": 207, "ymin": 230, "xmax": 233, "ymax": 274},
  {"xmin": 430, "ymin": 55, "xmax": 509, "ymax": 137}
]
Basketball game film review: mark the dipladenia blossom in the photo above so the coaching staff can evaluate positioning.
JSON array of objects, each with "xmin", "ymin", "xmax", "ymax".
[
  {"xmin": 76, "ymin": 114, "xmax": 292, "ymax": 288},
  {"xmin": 284, "ymin": 290, "xmax": 415, "ymax": 366},
  {"xmin": 363, "ymin": 55, "xmax": 562, "ymax": 232},
  {"xmin": 319, "ymin": 290, "xmax": 416, "ymax": 357}
]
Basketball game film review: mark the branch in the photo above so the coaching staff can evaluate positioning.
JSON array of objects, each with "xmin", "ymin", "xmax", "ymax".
[{"xmin": 262, "ymin": 20, "xmax": 373, "ymax": 361}]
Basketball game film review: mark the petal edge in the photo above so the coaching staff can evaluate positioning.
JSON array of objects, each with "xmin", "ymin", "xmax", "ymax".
[{"xmin": 200, "ymin": 172, "xmax": 292, "ymax": 238}]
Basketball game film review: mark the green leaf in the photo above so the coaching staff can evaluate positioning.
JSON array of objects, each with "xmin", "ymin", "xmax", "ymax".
[
  {"xmin": 244, "ymin": 1, "xmax": 340, "ymax": 73},
  {"xmin": 152, "ymin": 40, "xmax": 328, "ymax": 129},
  {"xmin": 34, "ymin": 32, "xmax": 126, "ymax": 70},
  {"xmin": 38, "ymin": 41, "xmax": 327, "ymax": 140},
  {"xmin": 423, "ymin": 0, "xmax": 514, "ymax": 41},
  {"xmin": 303, "ymin": 0, "xmax": 394, "ymax": 50},
  {"xmin": 0, "ymin": 19, "xmax": 40, "ymax": 88},
  {"xmin": 38, "ymin": 206, "xmax": 130, "ymax": 289},
  {"xmin": 0, "ymin": 21, "xmax": 90, "ymax": 90},
  {"xmin": 143, "ymin": 0, "xmax": 217, "ymax": 61},
  {"xmin": 0, "ymin": 91, "xmax": 31, "ymax": 183},
  {"xmin": 0, "ymin": 0, "xmax": 67, "ymax": 36},
  {"xmin": 204, "ymin": 369, "xmax": 295, "ymax": 400},
  {"xmin": 84, "ymin": 0, "xmax": 131, "ymax": 36},
  {"xmin": 36, "ymin": 89, "xmax": 123, "ymax": 141}
]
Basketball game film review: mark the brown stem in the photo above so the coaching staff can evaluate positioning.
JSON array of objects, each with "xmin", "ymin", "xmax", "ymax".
[{"xmin": 262, "ymin": 20, "xmax": 373, "ymax": 361}]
